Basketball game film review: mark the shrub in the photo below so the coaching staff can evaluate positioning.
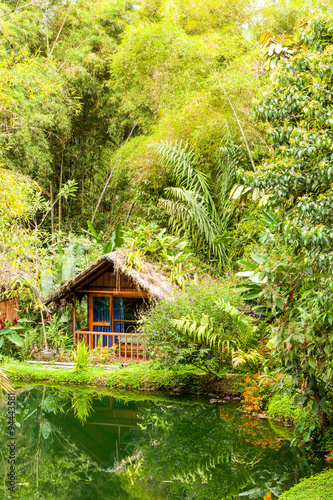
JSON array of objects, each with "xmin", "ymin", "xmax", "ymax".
[
  {"xmin": 140, "ymin": 277, "xmax": 254, "ymax": 375},
  {"xmin": 278, "ymin": 468, "xmax": 333, "ymax": 500},
  {"xmin": 90, "ymin": 346, "xmax": 118, "ymax": 365},
  {"xmin": 267, "ymin": 392, "xmax": 314, "ymax": 425}
]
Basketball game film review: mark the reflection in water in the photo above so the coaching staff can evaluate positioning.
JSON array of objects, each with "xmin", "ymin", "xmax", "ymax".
[{"xmin": 0, "ymin": 386, "xmax": 328, "ymax": 499}]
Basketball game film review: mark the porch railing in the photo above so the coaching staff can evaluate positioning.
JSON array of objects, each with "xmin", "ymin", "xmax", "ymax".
[{"xmin": 74, "ymin": 330, "xmax": 149, "ymax": 362}]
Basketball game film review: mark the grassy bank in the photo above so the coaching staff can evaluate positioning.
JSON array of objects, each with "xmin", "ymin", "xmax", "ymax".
[
  {"xmin": 279, "ymin": 468, "xmax": 333, "ymax": 500},
  {"xmin": 3, "ymin": 360, "xmax": 245, "ymax": 394}
]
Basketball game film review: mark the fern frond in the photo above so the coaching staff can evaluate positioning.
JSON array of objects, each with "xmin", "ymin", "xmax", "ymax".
[
  {"xmin": 232, "ymin": 349, "xmax": 264, "ymax": 368},
  {"xmin": 216, "ymin": 298, "xmax": 256, "ymax": 348},
  {"xmin": 160, "ymin": 189, "xmax": 228, "ymax": 266},
  {"xmin": 152, "ymin": 140, "xmax": 218, "ymax": 218},
  {"xmin": 171, "ymin": 314, "xmax": 238, "ymax": 352}
]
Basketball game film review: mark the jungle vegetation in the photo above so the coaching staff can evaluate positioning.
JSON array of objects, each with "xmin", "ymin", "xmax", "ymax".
[{"xmin": 1, "ymin": 0, "xmax": 333, "ymax": 457}]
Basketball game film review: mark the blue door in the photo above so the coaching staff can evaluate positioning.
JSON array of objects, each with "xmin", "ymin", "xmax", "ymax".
[
  {"xmin": 92, "ymin": 295, "xmax": 111, "ymax": 347},
  {"xmin": 92, "ymin": 295, "xmax": 125, "ymax": 347}
]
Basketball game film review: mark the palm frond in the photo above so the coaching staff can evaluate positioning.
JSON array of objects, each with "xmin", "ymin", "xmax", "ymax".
[
  {"xmin": 160, "ymin": 190, "xmax": 228, "ymax": 266},
  {"xmin": 162, "ymin": 188, "xmax": 216, "ymax": 240},
  {"xmin": 216, "ymin": 298, "xmax": 256, "ymax": 348},
  {"xmin": 152, "ymin": 140, "xmax": 217, "ymax": 217},
  {"xmin": 171, "ymin": 314, "xmax": 239, "ymax": 352},
  {"xmin": 216, "ymin": 140, "xmax": 243, "ymax": 201},
  {"xmin": 152, "ymin": 138, "xmax": 243, "ymax": 268},
  {"xmin": 232, "ymin": 349, "xmax": 264, "ymax": 369}
]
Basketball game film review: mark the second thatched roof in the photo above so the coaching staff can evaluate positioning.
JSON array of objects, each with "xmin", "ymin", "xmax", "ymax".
[
  {"xmin": 45, "ymin": 249, "xmax": 174, "ymax": 305},
  {"xmin": 0, "ymin": 253, "xmax": 20, "ymax": 292}
]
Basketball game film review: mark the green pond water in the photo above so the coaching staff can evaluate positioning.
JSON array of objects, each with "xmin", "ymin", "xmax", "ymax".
[{"xmin": 0, "ymin": 385, "xmax": 328, "ymax": 499}]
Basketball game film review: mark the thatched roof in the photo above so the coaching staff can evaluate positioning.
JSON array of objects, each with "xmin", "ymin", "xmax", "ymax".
[
  {"xmin": 45, "ymin": 249, "xmax": 173, "ymax": 305},
  {"xmin": 0, "ymin": 253, "xmax": 19, "ymax": 292}
]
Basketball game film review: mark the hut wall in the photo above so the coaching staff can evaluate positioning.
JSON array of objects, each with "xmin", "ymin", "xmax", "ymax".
[
  {"xmin": 89, "ymin": 271, "xmax": 137, "ymax": 292},
  {"xmin": 90, "ymin": 271, "xmax": 117, "ymax": 290},
  {"xmin": 0, "ymin": 298, "xmax": 18, "ymax": 323}
]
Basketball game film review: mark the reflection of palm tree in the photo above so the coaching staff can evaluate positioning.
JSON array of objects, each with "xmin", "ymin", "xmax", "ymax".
[{"xmin": 70, "ymin": 391, "xmax": 94, "ymax": 424}]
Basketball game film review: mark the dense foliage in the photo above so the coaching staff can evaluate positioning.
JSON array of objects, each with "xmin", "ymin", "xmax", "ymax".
[
  {"xmin": 236, "ymin": 15, "xmax": 333, "ymax": 433},
  {"xmin": 2, "ymin": 0, "xmax": 333, "ymax": 465},
  {"xmin": 279, "ymin": 468, "xmax": 333, "ymax": 500}
]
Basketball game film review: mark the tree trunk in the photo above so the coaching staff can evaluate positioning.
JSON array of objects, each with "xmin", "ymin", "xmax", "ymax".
[
  {"xmin": 314, "ymin": 393, "xmax": 328, "ymax": 434},
  {"xmin": 318, "ymin": 408, "xmax": 328, "ymax": 434}
]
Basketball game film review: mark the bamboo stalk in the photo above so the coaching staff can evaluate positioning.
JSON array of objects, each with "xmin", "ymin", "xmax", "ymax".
[
  {"xmin": 58, "ymin": 159, "xmax": 63, "ymax": 232},
  {"xmin": 50, "ymin": 181, "xmax": 54, "ymax": 237},
  {"xmin": 91, "ymin": 123, "xmax": 137, "ymax": 224},
  {"xmin": 48, "ymin": 2, "xmax": 72, "ymax": 58}
]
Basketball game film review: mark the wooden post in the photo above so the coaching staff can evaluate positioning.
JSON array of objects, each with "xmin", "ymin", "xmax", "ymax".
[
  {"xmin": 73, "ymin": 293, "xmax": 76, "ymax": 346},
  {"xmin": 111, "ymin": 295, "xmax": 114, "ymax": 333},
  {"xmin": 125, "ymin": 335, "xmax": 127, "ymax": 362}
]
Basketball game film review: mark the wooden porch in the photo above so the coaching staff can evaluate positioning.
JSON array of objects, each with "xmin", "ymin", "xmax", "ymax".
[{"xmin": 74, "ymin": 329, "xmax": 149, "ymax": 363}]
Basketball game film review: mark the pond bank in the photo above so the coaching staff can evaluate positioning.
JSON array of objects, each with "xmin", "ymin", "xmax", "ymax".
[
  {"xmin": 3, "ymin": 360, "xmax": 246, "ymax": 394},
  {"xmin": 4, "ymin": 361, "xmax": 312, "ymax": 428}
]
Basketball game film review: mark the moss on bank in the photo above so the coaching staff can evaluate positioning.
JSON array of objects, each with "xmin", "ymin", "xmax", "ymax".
[
  {"xmin": 267, "ymin": 392, "xmax": 314, "ymax": 425},
  {"xmin": 3, "ymin": 361, "xmax": 245, "ymax": 394},
  {"xmin": 279, "ymin": 468, "xmax": 333, "ymax": 500}
]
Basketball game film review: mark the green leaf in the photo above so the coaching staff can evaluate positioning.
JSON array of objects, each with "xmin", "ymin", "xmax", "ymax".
[
  {"xmin": 299, "ymin": 419, "xmax": 306, "ymax": 432},
  {"xmin": 319, "ymin": 400, "xmax": 328, "ymax": 412},
  {"xmin": 57, "ymin": 243, "xmax": 64, "ymax": 257},
  {"xmin": 309, "ymin": 357, "xmax": 316, "ymax": 369},
  {"xmin": 251, "ymin": 253, "xmax": 269, "ymax": 264},
  {"xmin": 236, "ymin": 271, "xmax": 255, "ymax": 277},
  {"xmin": 276, "ymin": 297, "xmax": 285, "ymax": 311},
  {"xmin": 303, "ymin": 430, "xmax": 311, "ymax": 441},
  {"xmin": 41, "ymin": 421, "xmax": 52, "ymax": 439},
  {"xmin": 0, "ymin": 328, "xmax": 12, "ymax": 335},
  {"xmin": 86, "ymin": 221, "xmax": 100, "ymax": 241},
  {"xmin": 103, "ymin": 240, "xmax": 114, "ymax": 254},
  {"xmin": 238, "ymin": 259, "xmax": 258, "ymax": 270},
  {"xmin": 6, "ymin": 332, "xmax": 23, "ymax": 347},
  {"xmin": 312, "ymin": 401, "xmax": 319, "ymax": 414},
  {"xmin": 243, "ymin": 291, "xmax": 261, "ymax": 300},
  {"xmin": 0, "ymin": 336, "xmax": 4, "ymax": 349}
]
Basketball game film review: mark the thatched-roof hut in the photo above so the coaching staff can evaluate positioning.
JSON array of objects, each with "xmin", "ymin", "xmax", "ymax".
[{"xmin": 45, "ymin": 250, "xmax": 173, "ymax": 362}]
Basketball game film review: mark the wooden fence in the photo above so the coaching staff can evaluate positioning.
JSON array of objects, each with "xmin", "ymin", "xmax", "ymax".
[{"xmin": 74, "ymin": 330, "xmax": 149, "ymax": 362}]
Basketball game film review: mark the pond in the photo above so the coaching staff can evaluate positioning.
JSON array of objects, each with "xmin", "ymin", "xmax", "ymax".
[{"xmin": 0, "ymin": 385, "xmax": 327, "ymax": 499}]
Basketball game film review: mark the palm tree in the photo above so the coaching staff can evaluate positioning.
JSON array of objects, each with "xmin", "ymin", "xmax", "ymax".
[{"xmin": 152, "ymin": 131, "xmax": 245, "ymax": 267}]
